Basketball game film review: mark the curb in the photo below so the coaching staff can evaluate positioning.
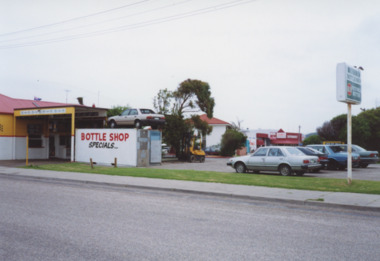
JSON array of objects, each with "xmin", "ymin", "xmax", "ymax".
[{"xmin": 2, "ymin": 172, "xmax": 379, "ymax": 212}]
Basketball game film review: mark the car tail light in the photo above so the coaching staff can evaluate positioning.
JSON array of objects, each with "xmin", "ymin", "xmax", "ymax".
[
  {"xmin": 147, "ymin": 116, "xmax": 153, "ymax": 119},
  {"xmin": 303, "ymin": 159, "xmax": 310, "ymax": 164},
  {"xmin": 319, "ymin": 156, "xmax": 328, "ymax": 160},
  {"xmin": 370, "ymin": 153, "xmax": 377, "ymax": 157}
]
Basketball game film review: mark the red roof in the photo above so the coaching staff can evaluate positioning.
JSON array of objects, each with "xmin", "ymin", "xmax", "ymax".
[
  {"xmin": 199, "ymin": 114, "xmax": 230, "ymax": 125},
  {"xmin": 0, "ymin": 94, "xmax": 81, "ymax": 114}
]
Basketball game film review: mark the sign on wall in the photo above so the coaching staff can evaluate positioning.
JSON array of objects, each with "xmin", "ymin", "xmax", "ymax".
[
  {"xmin": 75, "ymin": 129, "xmax": 137, "ymax": 166},
  {"xmin": 336, "ymin": 62, "xmax": 362, "ymax": 104}
]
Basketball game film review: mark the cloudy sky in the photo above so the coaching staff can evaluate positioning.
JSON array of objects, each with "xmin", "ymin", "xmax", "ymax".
[{"xmin": 1, "ymin": 0, "xmax": 379, "ymax": 134}]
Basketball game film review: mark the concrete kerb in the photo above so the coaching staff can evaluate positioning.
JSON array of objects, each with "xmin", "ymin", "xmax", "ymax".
[{"xmin": 1, "ymin": 166, "xmax": 380, "ymax": 212}]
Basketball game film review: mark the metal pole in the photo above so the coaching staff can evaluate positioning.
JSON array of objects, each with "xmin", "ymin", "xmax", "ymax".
[
  {"xmin": 347, "ymin": 103, "xmax": 352, "ymax": 184},
  {"xmin": 26, "ymin": 135, "xmax": 29, "ymax": 166}
]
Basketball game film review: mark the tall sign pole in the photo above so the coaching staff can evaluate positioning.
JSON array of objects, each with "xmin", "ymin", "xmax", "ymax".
[{"xmin": 336, "ymin": 63, "xmax": 362, "ymax": 185}]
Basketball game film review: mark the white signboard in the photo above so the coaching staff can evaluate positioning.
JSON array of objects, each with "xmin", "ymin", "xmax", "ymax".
[
  {"xmin": 20, "ymin": 108, "xmax": 67, "ymax": 115},
  {"xmin": 75, "ymin": 129, "xmax": 137, "ymax": 166},
  {"xmin": 336, "ymin": 62, "xmax": 362, "ymax": 104}
]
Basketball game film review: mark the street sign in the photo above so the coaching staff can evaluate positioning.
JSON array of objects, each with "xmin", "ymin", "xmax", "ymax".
[{"xmin": 336, "ymin": 63, "xmax": 362, "ymax": 104}]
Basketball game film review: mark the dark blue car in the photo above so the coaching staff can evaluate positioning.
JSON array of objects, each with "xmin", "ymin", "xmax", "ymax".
[{"xmin": 306, "ymin": 144, "xmax": 360, "ymax": 170}]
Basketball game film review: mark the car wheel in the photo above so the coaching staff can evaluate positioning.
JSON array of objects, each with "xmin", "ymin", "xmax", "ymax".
[
  {"xmin": 200, "ymin": 156, "xmax": 205, "ymax": 163},
  {"xmin": 189, "ymin": 155, "xmax": 195, "ymax": 163},
  {"xmin": 327, "ymin": 160, "xmax": 339, "ymax": 170},
  {"xmin": 360, "ymin": 163, "xmax": 368, "ymax": 168},
  {"xmin": 109, "ymin": 120, "xmax": 117, "ymax": 128},
  {"xmin": 134, "ymin": 120, "xmax": 141, "ymax": 129},
  {"xmin": 279, "ymin": 165, "xmax": 292, "ymax": 176},
  {"xmin": 235, "ymin": 162, "xmax": 246, "ymax": 173}
]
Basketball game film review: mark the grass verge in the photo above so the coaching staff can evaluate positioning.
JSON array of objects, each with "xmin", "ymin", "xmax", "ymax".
[{"xmin": 24, "ymin": 162, "xmax": 380, "ymax": 195}]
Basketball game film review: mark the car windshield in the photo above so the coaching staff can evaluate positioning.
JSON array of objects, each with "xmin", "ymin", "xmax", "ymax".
[
  {"xmin": 140, "ymin": 109, "xmax": 155, "ymax": 114},
  {"xmin": 121, "ymin": 109, "xmax": 130, "ymax": 116},
  {"xmin": 286, "ymin": 147, "xmax": 304, "ymax": 156}
]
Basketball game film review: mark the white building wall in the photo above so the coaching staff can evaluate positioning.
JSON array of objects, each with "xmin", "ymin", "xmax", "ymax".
[
  {"xmin": 14, "ymin": 136, "xmax": 49, "ymax": 160},
  {"xmin": 0, "ymin": 137, "xmax": 14, "ymax": 160},
  {"xmin": 206, "ymin": 125, "xmax": 228, "ymax": 147}
]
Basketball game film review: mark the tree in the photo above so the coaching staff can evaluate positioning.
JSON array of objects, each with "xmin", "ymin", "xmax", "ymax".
[
  {"xmin": 317, "ymin": 121, "xmax": 337, "ymax": 141},
  {"xmin": 107, "ymin": 105, "xmax": 130, "ymax": 118},
  {"xmin": 220, "ymin": 129, "xmax": 247, "ymax": 156},
  {"xmin": 154, "ymin": 79, "xmax": 215, "ymax": 158},
  {"xmin": 302, "ymin": 135, "xmax": 322, "ymax": 145},
  {"xmin": 315, "ymin": 108, "xmax": 380, "ymax": 152},
  {"xmin": 153, "ymin": 88, "xmax": 173, "ymax": 115}
]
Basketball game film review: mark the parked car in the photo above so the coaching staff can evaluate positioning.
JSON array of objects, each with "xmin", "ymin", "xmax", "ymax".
[
  {"xmin": 108, "ymin": 108, "xmax": 165, "ymax": 129},
  {"xmin": 306, "ymin": 144, "xmax": 360, "ymax": 170},
  {"xmin": 337, "ymin": 144, "xmax": 379, "ymax": 168},
  {"xmin": 296, "ymin": 147, "xmax": 328, "ymax": 172},
  {"xmin": 227, "ymin": 146, "xmax": 321, "ymax": 176},
  {"xmin": 204, "ymin": 145, "xmax": 221, "ymax": 155}
]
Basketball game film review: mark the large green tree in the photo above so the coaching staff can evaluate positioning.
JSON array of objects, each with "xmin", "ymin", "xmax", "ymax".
[
  {"xmin": 154, "ymin": 79, "xmax": 215, "ymax": 159},
  {"xmin": 316, "ymin": 107, "xmax": 379, "ymax": 152}
]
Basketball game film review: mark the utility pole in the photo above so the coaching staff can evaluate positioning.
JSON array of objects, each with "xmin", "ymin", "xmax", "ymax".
[{"xmin": 65, "ymin": 89, "xmax": 71, "ymax": 104}]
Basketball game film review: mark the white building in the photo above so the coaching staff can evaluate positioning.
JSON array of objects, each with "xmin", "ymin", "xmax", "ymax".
[{"xmin": 199, "ymin": 114, "xmax": 230, "ymax": 147}]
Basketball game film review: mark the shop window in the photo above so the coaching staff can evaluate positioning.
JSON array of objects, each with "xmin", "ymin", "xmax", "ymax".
[
  {"xmin": 29, "ymin": 135, "xmax": 43, "ymax": 148},
  {"xmin": 27, "ymin": 124, "xmax": 43, "ymax": 148}
]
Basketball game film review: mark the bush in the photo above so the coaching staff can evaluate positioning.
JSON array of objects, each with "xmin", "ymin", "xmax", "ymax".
[{"xmin": 220, "ymin": 129, "xmax": 247, "ymax": 156}]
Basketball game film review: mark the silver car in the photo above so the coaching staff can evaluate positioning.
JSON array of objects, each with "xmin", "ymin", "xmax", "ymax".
[
  {"xmin": 227, "ymin": 146, "xmax": 321, "ymax": 176},
  {"xmin": 108, "ymin": 108, "xmax": 165, "ymax": 129}
]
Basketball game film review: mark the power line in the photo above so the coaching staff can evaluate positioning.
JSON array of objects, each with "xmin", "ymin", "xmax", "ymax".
[
  {"xmin": 0, "ymin": 0, "xmax": 192, "ymax": 44},
  {"xmin": 0, "ymin": 0, "xmax": 150, "ymax": 37},
  {"xmin": 0, "ymin": 0, "xmax": 255, "ymax": 49}
]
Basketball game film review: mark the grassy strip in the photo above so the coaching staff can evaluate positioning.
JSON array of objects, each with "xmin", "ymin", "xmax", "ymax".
[{"xmin": 24, "ymin": 162, "xmax": 380, "ymax": 195}]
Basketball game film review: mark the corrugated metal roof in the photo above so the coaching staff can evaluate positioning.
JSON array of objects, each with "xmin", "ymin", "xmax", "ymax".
[
  {"xmin": 0, "ymin": 93, "xmax": 78, "ymax": 114},
  {"xmin": 199, "ymin": 114, "xmax": 230, "ymax": 125}
]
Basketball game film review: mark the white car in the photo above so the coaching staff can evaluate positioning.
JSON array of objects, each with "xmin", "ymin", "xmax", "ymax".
[
  {"xmin": 227, "ymin": 146, "xmax": 321, "ymax": 176},
  {"xmin": 108, "ymin": 108, "xmax": 165, "ymax": 129}
]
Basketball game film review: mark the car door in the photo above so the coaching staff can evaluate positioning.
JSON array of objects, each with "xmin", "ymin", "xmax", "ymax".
[
  {"xmin": 118, "ymin": 109, "xmax": 130, "ymax": 125},
  {"xmin": 246, "ymin": 147, "xmax": 269, "ymax": 170},
  {"xmin": 126, "ymin": 109, "xmax": 138, "ymax": 125},
  {"xmin": 265, "ymin": 148, "xmax": 285, "ymax": 170}
]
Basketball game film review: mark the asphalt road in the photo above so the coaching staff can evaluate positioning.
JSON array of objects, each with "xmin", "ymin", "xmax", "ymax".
[
  {"xmin": 1, "ymin": 175, "xmax": 380, "ymax": 261},
  {"xmin": 156, "ymin": 157, "xmax": 380, "ymax": 181}
]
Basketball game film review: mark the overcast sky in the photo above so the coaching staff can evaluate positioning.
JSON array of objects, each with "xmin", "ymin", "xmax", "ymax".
[{"xmin": 1, "ymin": 0, "xmax": 379, "ymax": 134}]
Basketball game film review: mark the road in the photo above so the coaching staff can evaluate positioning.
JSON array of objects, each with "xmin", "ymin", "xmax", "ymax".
[
  {"xmin": 1, "ymin": 175, "xmax": 380, "ymax": 261},
  {"xmin": 156, "ymin": 158, "xmax": 380, "ymax": 181}
]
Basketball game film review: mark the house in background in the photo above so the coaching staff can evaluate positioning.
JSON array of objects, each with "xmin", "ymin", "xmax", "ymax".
[{"xmin": 199, "ymin": 114, "xmax": 230, "ymax": 147}]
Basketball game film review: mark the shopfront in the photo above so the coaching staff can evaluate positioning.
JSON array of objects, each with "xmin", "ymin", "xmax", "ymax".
[{"xmin": 0, "ymin": 94, "xmax": 107, "ymax": 161}]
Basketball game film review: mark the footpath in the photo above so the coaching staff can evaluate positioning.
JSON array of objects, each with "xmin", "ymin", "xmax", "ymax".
[{"xmin": 1, "ymin": 165, "xmax": 380, "ymax": 211}]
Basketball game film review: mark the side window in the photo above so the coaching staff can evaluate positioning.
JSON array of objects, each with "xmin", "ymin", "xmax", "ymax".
[
  {"xmin": 253, "ymin": 148, "xmax": 268, "ymax": 156},
  {"xmin": 129, "ymin": 109, "xmax": 138, "ymax": 115},
  {"xmin": 268, "ymin": 148, "xmax": 282, "ymax": 156}
]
